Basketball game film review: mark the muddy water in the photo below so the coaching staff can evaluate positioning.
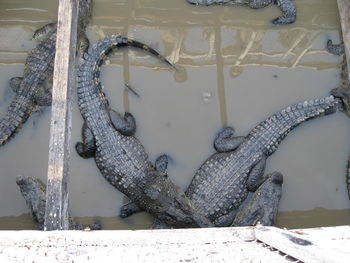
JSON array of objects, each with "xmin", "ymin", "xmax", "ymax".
[{"xmin": 0, "ymin": 0, "xmax": 349, "ymax": 230}]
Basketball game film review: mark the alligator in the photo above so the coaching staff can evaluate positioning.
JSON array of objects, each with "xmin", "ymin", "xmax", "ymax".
[
  {"xmin": 0, "ymin": 0, "xmax": 92, "ymax": 146},
  {"xmin": 16, "ymin": 175, "xmax": 101, "ymax": 230},
  {"xmin": 75, "ymin": 35, "xmax": 213, "ymax": 228},
  {"xmin": 327, "ymin": 39, "xmax": 350, "ymax": 199},
  {"xmin": 121, "ymin": 95, "xmax": 342, "ymax": 227},
  {"xmin": 186, "ymin": 0, "xmax": 296, "ymax": 25}
]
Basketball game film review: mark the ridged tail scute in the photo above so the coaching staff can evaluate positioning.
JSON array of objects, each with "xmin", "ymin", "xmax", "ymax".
[
  {"xmin": 77, "ymin": 35, "xmax": 174, "ymax": 128},
  {"xmin": 247, "ymin": 96, "xmax": 342, "ymax": 156},
  {"xmin": 0, "ymin": 94, "xmax": 35, "ymax": 145}
]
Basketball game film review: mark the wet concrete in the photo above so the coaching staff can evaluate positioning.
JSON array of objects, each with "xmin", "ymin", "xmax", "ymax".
[{"xmin": 0, "ymin": 0, "xmax": 349, "ymax": 229}]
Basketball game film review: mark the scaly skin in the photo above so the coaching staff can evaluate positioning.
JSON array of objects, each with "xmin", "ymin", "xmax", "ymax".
[
  {"xmin": 76, "ymin": 35, "xmax": 212, "ymax": 228},
  {"xmin": 327, "ymin": 39, "xmax": 350, "ymax": 199},
  {"xmin": 184, "ymin": 96, "xmax": 340, "ymax": 226},
  {"xmin": 186, "ymin": 0, "xmax": 296, "ymax": 25},
  {"xmin": 16, "ymin": 175, "xmax": 101, "ymax": 230},
  {"xmin": 232, "ymin": 171, "xmax": 283, "ymax": 226},
  {"xmin": 124, "ymin": 96, "xmax": 341, "ymax": 228},
  {"xmin": 0, "ymin": 0, "xmax": 92, "ymax": 146}
]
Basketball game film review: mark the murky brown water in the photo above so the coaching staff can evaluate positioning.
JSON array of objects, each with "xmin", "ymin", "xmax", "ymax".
[{"xmin": 0, "ymin": 0, "xmax": 349, "ymax": 230}]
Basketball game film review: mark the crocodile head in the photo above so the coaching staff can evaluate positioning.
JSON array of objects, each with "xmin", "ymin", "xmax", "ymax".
[
  {"xmin": 142, "ymin": 170, "xmax": 213, "ymax": 228},
  {"xmin": 331, "ymin": 86, "xmax": 350, "ymax": 116},
  {"xmin": 16, "ymin": 175, "xmax": 46, "ymax": 229}
]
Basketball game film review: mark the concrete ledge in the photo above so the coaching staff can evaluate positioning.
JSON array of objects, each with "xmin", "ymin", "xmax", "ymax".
[{"xmin": 0, "ymin": 226, "xmax": 349, "ymax": 262}]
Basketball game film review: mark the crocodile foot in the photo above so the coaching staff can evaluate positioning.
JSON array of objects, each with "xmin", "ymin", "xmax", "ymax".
[{"xmin": 331, "ymin": 86, "xmax": 350, "ymax": 116}]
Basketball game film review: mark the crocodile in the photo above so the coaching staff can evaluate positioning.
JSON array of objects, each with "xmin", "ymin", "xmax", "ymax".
[
  {"xmin": 0, "ymin": 0, "xmax": 92, "ymax": 146},
  {"xmin": 75, "ymin": 35, "xmax": 213, "ymax": 228},
  {"xmin": 186, "ymin": 0, "xmax": 296, "ymax": 25},
  {"xmin": 122, "ymin": 95, "xmax": 342, "ymax": 227},
  {"xmin": 16, "ymin": 175, "xmax": 101, "ymax": 230},
  {"xmin": 327, "ymin": 39, "xmax": 350, "ymax": 199}
]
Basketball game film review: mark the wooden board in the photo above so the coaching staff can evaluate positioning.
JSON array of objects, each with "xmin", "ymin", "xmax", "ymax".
[
  {"xmin": 0, "ymin": 226, "xmax": 349, "ymax": 262},
  {"xmin": 44, "ymin": 0, "xmax": 79, "ymax": 231}
]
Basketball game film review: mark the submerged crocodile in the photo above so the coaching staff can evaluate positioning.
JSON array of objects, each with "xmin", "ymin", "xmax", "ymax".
[
  {"xmin": 186, "ymin": 0, "xmax": 296, "ymax": 25},
  {"xmin": 76, "ymin": 35, "xmax": 213, "ymax": 228},
  {"xmin": 16, "ymin": 175, "xmax": 101, "ymax": 230},
  {"xmin": 122, "ymin": 96, "xmax": 342, "ymax": 227},
  {"xmin": 327, "ymin": 39, "xmax": 350, "ymax": 199},
  {"xmin": 0, "ymin": 0, "xmax": 92, "ymax": 146}
]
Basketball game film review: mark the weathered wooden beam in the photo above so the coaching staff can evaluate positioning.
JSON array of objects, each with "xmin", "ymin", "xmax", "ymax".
[
  {"xmin": 337, "ymin": 0, "xmax": 350, "ymax": 81},
  {"xmin": 0, "ymin": 226, "xmax": 349, "ymax": 262},
  {"xmin": 255, "ymin": 226, "xmax": 350, "ymax": 263},
  {"xmin": 44, "ymin": 0, "xmax": 79, "ymax": 231}
]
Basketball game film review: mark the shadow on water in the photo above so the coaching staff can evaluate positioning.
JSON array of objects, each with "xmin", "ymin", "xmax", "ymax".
[{"xmin": 0, "ymin": 0, "xmax": 349, "ymax": 230}]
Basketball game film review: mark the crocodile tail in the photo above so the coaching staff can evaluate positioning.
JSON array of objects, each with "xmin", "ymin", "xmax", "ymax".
[
  {"xmin": 126, "ymin": 39, "xmax": 175, "ymax": 69},
  {"xmin": 77, "ymin": 35, "xmax": 174, "ymax": 128},
  {"xmin": 0, "ymin": 94, "xmax": 35, "ymax": 145},
  {"xmin": 248, "ymin": 96, "xmax": 342, "ymax": 156}
]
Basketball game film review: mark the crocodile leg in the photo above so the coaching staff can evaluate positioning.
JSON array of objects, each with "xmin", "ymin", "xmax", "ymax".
[
  {"xmin": 108, "ymin": 110, "xmax": 136, "ymax": 136},
  {"xmin": 232, "ymin": 171, "xmax": 283, "ymax": 226},
  {"xmin": 155, "ymin": 154, "xmax": 169, "ymax": 173},
  {"xmin": 32, "ymin": 23, "xmax": 57, "ymax": 40},
  {"xmin": 76, "ymin": 122, "xmax": 96, "ymax": 159},
  {"xmin": 78, "ymin": 33, "xmax": 90, "ymax": 54},
  {"xmin": 272, "ymin": 0, "xmax": 296, "ymax": 25},
  {"xmin": 214, "ymin": 126, "xmax": 245, "ymax": 152},
  {"xmin": 9, "ymin": 77, "xmax": 23, "ymax": 93},
  {"xmin": 326, "ymin": 40, "xmax": 345, "ymax": 56},
  {"xmin": 120, "ymin": 202, "xmax": 141, "ymax": 218},
  {"xmin": 120, "ymin": 154, "xmax": 170, "ymax": 218},
  {"xmin": 212, "ymin": 210, "xmax": 237, "ymax": 227},
  {"xmin": 246, "ymin": 154, "xmax": 267, "ymax": 191}
]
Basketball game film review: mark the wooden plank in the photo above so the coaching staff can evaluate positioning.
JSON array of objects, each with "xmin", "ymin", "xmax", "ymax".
[
  {"xmin": 0, "ymin": 226, "xmax": 349, "ymax": 262},
  {"xmin": 254, "ymin": 226, "xmax": 350, "ymax": 263},
  {"xmin": 0, "ymin": 227, "xmax": 286, "ymax": 263},
  {"xmin": 337, "ymin": 0, "xmax": 350, "ymax": 82},
  {"xmin": 44, "ymin": 0, "xmax": 79, "ymax": 231}
]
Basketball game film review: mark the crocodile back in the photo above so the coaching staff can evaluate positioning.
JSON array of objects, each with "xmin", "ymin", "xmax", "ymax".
[
  {"xmin": 247, "ymin": 96, "xmax": 341, "ymax": 156},
  {"xmin": 186, "ymin": 96, "xmax": 341, "ymax": 224},
  {"xmin": 77, "ymin": 36, "xmax": 152, "ymax": 190}
]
